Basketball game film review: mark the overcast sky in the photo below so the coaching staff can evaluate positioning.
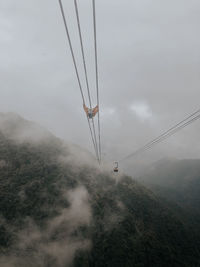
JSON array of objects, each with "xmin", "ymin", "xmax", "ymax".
[{"xmin": 1, "ymin": 0, "xmax": 200, "ymax": 168}]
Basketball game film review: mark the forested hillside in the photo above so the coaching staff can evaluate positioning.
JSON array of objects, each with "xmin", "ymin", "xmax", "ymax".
[{"xmin": 0, "ymin": 113, "xmax": 200, "ymax": 267}]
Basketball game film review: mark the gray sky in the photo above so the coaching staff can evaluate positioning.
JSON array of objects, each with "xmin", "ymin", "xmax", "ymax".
[{"xmin": 1, "ymin": 0, "xmax": 200, "ymax": 167}]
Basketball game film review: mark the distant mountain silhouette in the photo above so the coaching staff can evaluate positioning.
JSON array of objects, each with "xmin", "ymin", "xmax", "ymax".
[{"xmin": 139, "ymin": 158, "xmax": 200, "ymax": 216}]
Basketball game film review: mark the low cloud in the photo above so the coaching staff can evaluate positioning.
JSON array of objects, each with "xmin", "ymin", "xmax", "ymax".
[
  {"xmin": 0, "ymin": 187, "xmax": 92, "ymax": 267},
  {"xmin": 130, "ymin": 102, "xmax": 153, "ymax": 121},
  {"xmin": 0, "ymin": 112, "xmax": 53, "ymax": 144}
]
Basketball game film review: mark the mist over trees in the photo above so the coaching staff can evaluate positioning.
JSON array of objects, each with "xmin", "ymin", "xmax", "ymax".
[{"xmin": 0, "ymin": 113, "xmax": 200, "ymax": 266}]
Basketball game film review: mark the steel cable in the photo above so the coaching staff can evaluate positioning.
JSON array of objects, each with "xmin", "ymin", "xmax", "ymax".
[
  {"xmin": 121, "ymin": 109, "xmax": 200, "ymax": 162},
  {"xmin": 74, "ymin": 0, "xmax": 99, "ymax": 162},
  {"xmin": 92, "ymin": 0, "xmax": 102, "ymax": 163},
  {"xmin": 58, "ymin": 0, "xmax": 99, "ymax": 161}
]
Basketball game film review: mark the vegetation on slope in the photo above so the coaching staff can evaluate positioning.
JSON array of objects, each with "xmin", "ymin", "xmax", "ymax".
[{"xmin": 0, "ymin": 114, "xmax": 200, "ymax": 266}]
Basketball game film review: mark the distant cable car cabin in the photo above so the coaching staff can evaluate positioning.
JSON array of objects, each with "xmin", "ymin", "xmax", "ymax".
[{"xmin": 113, "ymin": 162, "xmax": 119, "ymax": 173}]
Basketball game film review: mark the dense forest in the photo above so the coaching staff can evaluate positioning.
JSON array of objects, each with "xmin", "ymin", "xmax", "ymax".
[{"xmin": 0, "ymin": 113, "xmax": 200, "ymax": 267}]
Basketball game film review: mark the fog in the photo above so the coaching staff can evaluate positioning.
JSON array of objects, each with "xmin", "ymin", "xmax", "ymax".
[
  {"xmin": 0, "ymin": 187, "xmax": 92, "ymax": 267},
  {"xmin": 0, "ymin": 114, "xmax": 126, "ymax": 266},
  {"xmin": 1, "ymin": 0, "xmax": 200, "ymax": 168}
]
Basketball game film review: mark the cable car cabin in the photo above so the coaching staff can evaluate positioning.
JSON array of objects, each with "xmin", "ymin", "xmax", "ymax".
[
  {"xmin": 113, "ymin": 162, "xmax": 119, "ymax": 173},
  {"xmin": 114, "ymin": 167, "xmax": 118, "ymax": 173}
]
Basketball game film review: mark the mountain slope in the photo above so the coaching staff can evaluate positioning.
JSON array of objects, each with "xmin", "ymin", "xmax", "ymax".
[
  {"xmin": 139, "ymin": 158, "xmax": 200, "ymax": 216},
  {"xmin": 0, "ymin": 113, "xmax": 200, "ymax": 267}
]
